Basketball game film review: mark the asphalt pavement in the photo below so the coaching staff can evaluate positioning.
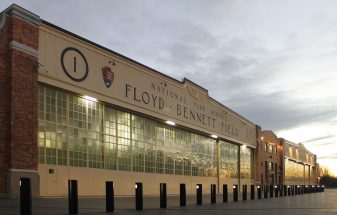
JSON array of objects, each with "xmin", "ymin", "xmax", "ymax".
[{"xmin": 0, "ymin": 189, "xmax": 335, "ymax": 214}]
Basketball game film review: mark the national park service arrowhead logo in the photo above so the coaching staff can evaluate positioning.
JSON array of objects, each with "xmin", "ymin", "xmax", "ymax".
[
  {"xmin": 102, "ymin": 66, "xmax": 114, "ymax": 88},
  {"xmin": 187, "ymin": 85, "xmax": 200, "ymax": 100}
]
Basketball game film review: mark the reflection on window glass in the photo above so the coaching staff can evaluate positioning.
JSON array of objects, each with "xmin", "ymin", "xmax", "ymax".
[
  {"xmin": 38, "ymin": 85, "xmax": 252, "ymax": 178},
  {"xmin": 240, "ymin": 146, "xmax": 252, "ymax": 179},
  {"xmin": 219, "ymin": 141, "xmax": 239, "ymax": 179},
  {"xmin": 285, "ymin": 159, "xmax": 304, "ymax": 182}
]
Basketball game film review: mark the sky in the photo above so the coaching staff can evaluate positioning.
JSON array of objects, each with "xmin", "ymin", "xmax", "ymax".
[{"xmin": 1, "ymin": 0, "xmax": 337, "ymax": 176}]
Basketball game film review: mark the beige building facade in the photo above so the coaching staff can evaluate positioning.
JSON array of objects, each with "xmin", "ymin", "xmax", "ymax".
[
  {"xmin": 36, "ymin": 17, "xmax": 258, "ymax": 196},
  {"xmin": 0, "ymin": 5, "xmax": 258, "ymax": 198}
]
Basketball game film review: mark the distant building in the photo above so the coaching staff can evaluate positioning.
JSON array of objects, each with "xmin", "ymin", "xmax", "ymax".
[
  {"xmin": 255, "ymin": 129, "xmax": 320, "ymax": 187},
  {"xmin": 256, "ymin": 130, "xmax": 283, "ymax": 186},
  {"xmin": 280, "ymin": 139, "xmax": 319, "ymax": 185}
]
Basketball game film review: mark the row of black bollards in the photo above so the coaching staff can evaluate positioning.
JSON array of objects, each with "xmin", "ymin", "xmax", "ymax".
[{"xmin": 19, "ymin": 177, "xmax": 325, "ymax": 214}]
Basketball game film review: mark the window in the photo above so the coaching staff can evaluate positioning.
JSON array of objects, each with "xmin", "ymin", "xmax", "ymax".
[
  {"xmin": 240, "ymin": 146, "xmax": 252, "ymax": 179},
  {"xmin": 38, "ymin": 85, "xmax": 235, "ymax": 178},
  {"xmin": 268, "ymin": 144, "xmax": 273, "ymax": 153},
  {"xmin": 219, "ymin": 141, "xmax": 239, "ymax": 179}
]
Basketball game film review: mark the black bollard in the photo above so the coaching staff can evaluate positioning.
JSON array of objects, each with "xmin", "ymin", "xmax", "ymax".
[
  {"xmin": 223, "ymin": 184, "xmax": 228, "ymax": 202},
  {"xmin": 322, "ymin": 185, "xmax": 325, "ymax": 192},
  {"xmin": 257, "ymin": 185, "xmax": 262, "ymax": 199},
  {"xmin": 311, "ymin": 185, "xmax": 315, "ymax": 193},
  {"xmin": 68, "ymin": 180, "xmax": 78, "ymax": 215},
  {"xmin": 304, "ymin": 185, "xmax": 308, "ymax": 194},
  {"xmin": 242, "ymin": 185, "xmax": 247, "ymax": 201},
  {"xmin": 196, "ymin": 184, "xmax": 202, "ymax": 205},
  {"xmin": 251, "ymin": 185, "xmax": 255, "ymax": 200},
  {"xmin": 135, "ymin": 182, "xmax": 143, "ymax": 210},
  {"xmin": 296, "ymin": 185, "xmax": 300, "ymax": 195},
  {"xmin": 292, "ymin": 185, "xmax": 295, "ymax": 195},
  {"xmin": 264, "ymin": 185, "xmax": 268, "ymax": 199},
  {"xmin": 20, "ymin": 178, "xmax": 32, "ymax": 215},
  {"xmin": 211, "ymin": 184, "xmax": 216, "ymax": 204},
  {"xmin": 106, "ymin": 181, "xmax": 114, "ymax": 212},
  {"xmin": 269, "ymin": 185, "xmax": 274, "ymax": 198},
  {"xmin": 287, "ymin": 185, "xmax": 291, "ymax": 196},
  {"xmin": 283, "ymin": 185, "xmax": 287, "ymax": 196},
  {"xmin": 233, "ymin": 185, "xmax": 238, "ymax": 202},
  {"xmin": 160, "ymin": 183, "xmax": 167, "ymax": 208},
  {"xmin": 275, "ymin": 185, "xmax": 278, "ymax": 197},
  {"xmin": 180, "ymin": 184, "xmax": 186, "ymax": 207}
]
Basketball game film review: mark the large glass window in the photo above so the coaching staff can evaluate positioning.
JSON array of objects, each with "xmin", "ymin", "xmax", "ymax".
[
  {"xmin": 104, "ymin": 107, "xmax": 117, "ymax": 170},
  {"xmin": 285, "ymin": 159, "xmax": 304, "ymax": 182},
  {"xmin": 38, "ymin": 85, "xmax": 237, "ymax": 178},
  {"xmin": 219, "ymin": 141, "xmax": 239, "ymax": 179},
  {"xmin": 240, "ymin": 146, "xmax": 252, "ymax": 179}
]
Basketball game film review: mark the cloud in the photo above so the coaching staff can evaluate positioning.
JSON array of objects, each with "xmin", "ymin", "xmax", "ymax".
[
  {"xmin": 308, "ymin": 142, "xmax": 336, "ymax": 147},
  {"xmin": 318, "ymin": 153, "xmax": 337, "ymax": 159},
  {"xmin": 303, "ymin": 135, "xmax": 336, "ymax": 143}
]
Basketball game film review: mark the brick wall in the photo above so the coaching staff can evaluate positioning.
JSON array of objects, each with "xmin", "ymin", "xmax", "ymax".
[
  {"xmin": 259, "ymin": 130, "xmax": 283, "ymax": 185},
  {"xmin": 0, "ymin": 13, "xmax": 11, "ymax": 194},
  {"xmin": 9, "ymin": 47, "xmax": 38, "ymax": 170},
  {"xmin": 0, "ymin": 5, "xmax": 40, "ymax": 197}
]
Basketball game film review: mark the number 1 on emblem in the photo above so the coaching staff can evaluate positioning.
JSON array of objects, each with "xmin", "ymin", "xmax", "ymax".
[{"xmin": 73, "ymin": 57, "xmax": 77, "ymax": 73}]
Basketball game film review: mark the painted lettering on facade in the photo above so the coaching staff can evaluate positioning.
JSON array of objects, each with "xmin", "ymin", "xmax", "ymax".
[{"xmin": 124, "ymin": 80, "xmax": 241, "ymax": 139}]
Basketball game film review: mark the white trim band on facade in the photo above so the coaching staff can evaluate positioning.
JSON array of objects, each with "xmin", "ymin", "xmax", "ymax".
[
  {"xmin": 5, "ymin": 4, "xmax": 40, "ymax": 26},
  {"xmin": 9, "ymin": 40, "xmax": 38, "ymax": 57},
  {"xmin": 9, "ymin": 168, "xmax": 38, "ymax": 173}
]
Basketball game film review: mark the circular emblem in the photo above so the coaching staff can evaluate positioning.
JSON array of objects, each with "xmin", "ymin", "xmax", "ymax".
[{"xmin": 60, "ymin": 47, "xmax": 88, "ymax": 82}]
